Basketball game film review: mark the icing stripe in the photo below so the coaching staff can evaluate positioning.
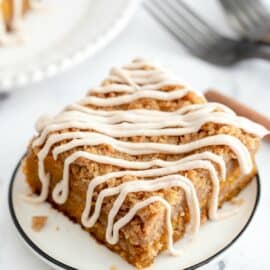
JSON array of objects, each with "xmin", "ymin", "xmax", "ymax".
[
  {"xmin": 34, "ymin": 110, "xmax": 268, "ymax": 138},
  {"xmin": 48, "ymin": 133, "xmax": 252, "ymax": 173},
  {"xmin": 79, "ymin": 89, "xmax": 193, "ymax": 107},
  {"xmin": 111, "ymin": 195, "xmax": 190, "ymax": 256}
]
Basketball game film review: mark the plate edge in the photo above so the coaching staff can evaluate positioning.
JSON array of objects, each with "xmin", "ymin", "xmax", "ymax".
[
  {"xmin": 8, "ymin": 156, "xmax": 77, "ymax": 270},
  {"xmin": 0, "ymin": 0, "xmax": 140, "ymax": 91},
  {"xmin": 8, "ymin": 156, "xmax": 261, "ymax": 270}
]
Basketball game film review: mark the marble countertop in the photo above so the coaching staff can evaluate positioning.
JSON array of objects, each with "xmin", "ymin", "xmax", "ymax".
[{"xmin": 1, "ymin": 1, "xmax": 270, "ymax": 269}]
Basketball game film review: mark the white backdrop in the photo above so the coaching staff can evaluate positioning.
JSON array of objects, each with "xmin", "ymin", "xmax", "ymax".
[{"xmin": 0, "ymin": 1, "xmax": 270, "ymax": 269}]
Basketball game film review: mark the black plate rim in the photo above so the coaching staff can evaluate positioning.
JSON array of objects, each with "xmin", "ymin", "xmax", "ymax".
[{"xmin": 8, "ymin": 157, "xmax": 261, "ymax": 270}]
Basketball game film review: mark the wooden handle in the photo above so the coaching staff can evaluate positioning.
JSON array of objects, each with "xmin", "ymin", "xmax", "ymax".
[{"xmin": 205, "ymin": 90, "xmax": 270, "ymax": 141}]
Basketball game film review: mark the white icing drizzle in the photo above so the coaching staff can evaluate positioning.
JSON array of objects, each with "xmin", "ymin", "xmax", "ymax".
[
  {"xmin": 90, "ymin": 80, "xmax": 181, "ymax": 94},
  {"xmin": 111, "ymin": 195, "xmax": 195, "ymax": 256},
  {"xmin": 49, "ymin": 133, "xmax": 251, "ymax": 173},
  {"xmin": 78, "ymin": 159, "xmax": 217, "ymax": 227},
  {"xmin": 26, "ymin": 59, "xmax": 268, "ymax": 256},
  {"xmin": 79, "ymin": 89, "xmax": 194, "ymax": 107},
  {"xmin": 104, "ymin": 175, "xmax": 200, "ymax": 251},
  {"xmin": 0, "ymin": 0, "xmax": 38, "ymax": 45},
  {"xmin": 66, "ymin": 102, "xmax": 235, "ymax": 116},
  {"xmin": 32, "ymin": 109, "xmax": 267, "ymax": 141}
]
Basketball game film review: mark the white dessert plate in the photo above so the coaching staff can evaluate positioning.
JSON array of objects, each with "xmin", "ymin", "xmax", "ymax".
[
  {"xmin": 9, "ymin": 159, "xmax": 260, "ymax": 270},
  {"xmin": 0, "ymin": 0, "xmax": 138, "ymax": 91}
]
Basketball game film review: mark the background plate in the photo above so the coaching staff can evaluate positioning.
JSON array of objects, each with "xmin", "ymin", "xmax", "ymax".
[
  {"xmin": 9, "ymin": 160, "xmax": 260, "ymax": 270},
  {"xmin": 0, "ymin": 0, "xmax": 138, "ymax": 91}
]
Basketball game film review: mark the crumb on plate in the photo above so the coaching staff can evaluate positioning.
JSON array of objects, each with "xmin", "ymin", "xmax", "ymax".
[
  {"xmin": 230, "ymin": 198, "xmax": 244, "ymax": 206},
  {"xmin": 31, "ymin": 216, "xmax": 48, "ymax": 232}
]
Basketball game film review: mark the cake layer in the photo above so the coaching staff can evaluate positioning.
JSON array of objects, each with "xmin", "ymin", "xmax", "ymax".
[{"xmin": 23, "ymin": 59, "xmax": 266, "ymax": 268}]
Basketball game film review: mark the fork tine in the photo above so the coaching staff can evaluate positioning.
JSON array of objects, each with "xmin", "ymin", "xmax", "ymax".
[
  {"xmin": 144, "ymin": 0, "xmax": 208, "ymax": 55},
  {"xmin": 241, "ymin": 0, "xmax": 270, "ymax": 26},
  {"xmin": 224, "ymin": 0, "xmax": 252, "ymax": 30},
  {"xmin": 146, "ymin": 0, "xmax": 223, "ymax": 48},
  {"xmin": 173, "ymin": 0, "xmax": 221, "ymax": 41},
  {"xmin": 145, "ymin": 0, "xmax": 241, "ymax": 66},
  {"xmin": 220, "ymin": 0, "xmax": 246, "ymax": 34},
  {"xmin": 235, "ymin": 0, "xmax": 266, "ymax": 27},
  {"xmin": 164, "ymin": 0, "xmax": 220, "ymax": 44},
  {"xmin": 144, "ymin": 0, "xmax": 194, "ymax": 48},
  {"xmin": 222, "ymin": 0, "xmax": 269, "ymax": 32}
]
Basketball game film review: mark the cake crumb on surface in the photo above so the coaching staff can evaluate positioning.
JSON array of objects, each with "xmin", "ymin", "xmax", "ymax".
[
  {"xmin": 109, "ymin": 266, "xmax": 117, "ymax": 270},
  {"xmin": 31, "ymin": 216, "xmax": 48, "ymax": 232},
  {"xmin": 230, "ymin": 198, "xmax": 244, "ymax": 206}
]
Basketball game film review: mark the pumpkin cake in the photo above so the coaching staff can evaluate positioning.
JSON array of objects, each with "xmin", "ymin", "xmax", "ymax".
[{"xmin": 23, "ymin": 58, "xmax": 268, "ymax": 268}]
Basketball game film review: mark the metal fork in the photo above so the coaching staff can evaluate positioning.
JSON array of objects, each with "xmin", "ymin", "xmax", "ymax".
[
  {"xmin": 219, "ymin": 0, "xmax": 270, "ymax": 41},
  {"xmin": 0, "ymin": 92, "xmax": 8, "ymax": 101},
  {"xmin": 144, "ymin": 0, "xmax": 270, "ymax": 66}
]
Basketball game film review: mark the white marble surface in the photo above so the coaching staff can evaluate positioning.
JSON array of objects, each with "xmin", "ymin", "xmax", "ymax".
[{"xmin": 1, "ymin": 1, "xmax": 270, "ymax": 269}]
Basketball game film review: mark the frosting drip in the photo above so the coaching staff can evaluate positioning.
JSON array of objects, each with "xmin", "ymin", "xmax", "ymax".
[{"xmin": 27, "ymin": 58, "xmax": 268, "ymax": 256}]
